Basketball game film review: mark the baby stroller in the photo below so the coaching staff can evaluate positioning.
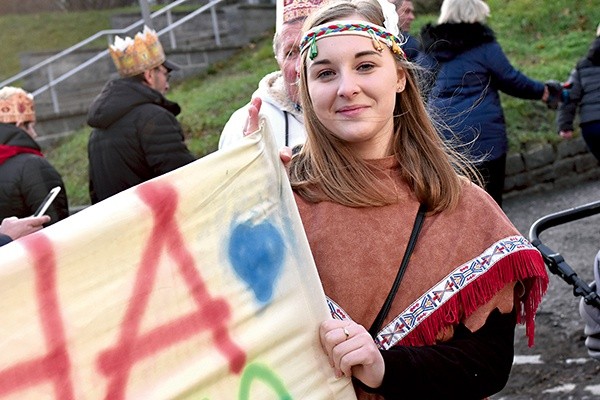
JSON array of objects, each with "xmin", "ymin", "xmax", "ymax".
[{"xmin": 529, "ymin": 200, "xmax": 600, "ymax": 359}]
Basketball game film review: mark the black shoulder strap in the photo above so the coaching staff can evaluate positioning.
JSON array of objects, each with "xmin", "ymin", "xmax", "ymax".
[
  {"xmin": 283, "ymin": 110, "xmax": 290, "ymax": 147},
  {"xmin": 368, "ymin": 203, "xmax": 427, "ymax": 338}
]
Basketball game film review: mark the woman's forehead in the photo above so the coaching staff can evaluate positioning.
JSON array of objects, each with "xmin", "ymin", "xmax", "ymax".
[{"xmin": 307, "ymin": 34, "xmax": 384, "ymax": 62}]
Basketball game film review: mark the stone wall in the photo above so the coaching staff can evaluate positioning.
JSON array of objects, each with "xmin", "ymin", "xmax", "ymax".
[{"xmin": 504, "ymin": 137, "xmax": 600, "ymax": 200}]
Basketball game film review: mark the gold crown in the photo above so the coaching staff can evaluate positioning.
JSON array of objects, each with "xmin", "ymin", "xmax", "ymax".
[
  {"xmin": 109, "ymin": 26, "xmax": 166, "ymax": 77},
  {"xmin": 0, "ymin": 87, "xmax": 35, "ymax": 124},
  {"xmin": 276, "ymin": 0, "xmax": 324, "ymax": 31}
]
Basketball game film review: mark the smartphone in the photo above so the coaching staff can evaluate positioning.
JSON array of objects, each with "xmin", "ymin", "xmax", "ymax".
[{"xmin": 33, "ymin": 186, "xmax": 61, "ymax": 217}]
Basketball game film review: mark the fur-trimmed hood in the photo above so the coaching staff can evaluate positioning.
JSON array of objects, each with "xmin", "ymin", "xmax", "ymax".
[
  {"xmin": 420, "ymin": 22, "xmax": 496, "ymax": 62},
  {"xmin": 255, "ymin": 71, "xmax": 302, "ymax": 120}
]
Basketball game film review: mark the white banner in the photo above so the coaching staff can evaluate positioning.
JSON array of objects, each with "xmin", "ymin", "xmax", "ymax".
[{"xmin": 0, "ymin": 118, "xmax": 356, "ymax": 400}]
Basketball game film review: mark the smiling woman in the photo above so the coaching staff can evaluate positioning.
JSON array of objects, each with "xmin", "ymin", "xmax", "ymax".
[
  {"xmin": 274, "ymin": 0, "xmax": 548, "ymax": 398},
  {"xmin": 304, "ymin": 22, "xmax": 404, "ymax": 160}
]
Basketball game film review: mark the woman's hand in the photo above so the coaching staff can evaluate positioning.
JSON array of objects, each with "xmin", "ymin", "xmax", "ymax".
[{"xmin": 319, "ymin": 319, "xmax": 385, "ymax": 389}]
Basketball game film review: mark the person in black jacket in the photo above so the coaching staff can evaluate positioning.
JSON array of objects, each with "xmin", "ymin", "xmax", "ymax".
[
  {"xmin": 557, "ymin": 23, "xmax": 600, "ymax": 162},
  {"xmin": 0, "ymin": 87, "xmax": 69, "ymax": 224},
  {"xmin": 87, "ymin": 26, "xmax": 196, "ymax": 204}
]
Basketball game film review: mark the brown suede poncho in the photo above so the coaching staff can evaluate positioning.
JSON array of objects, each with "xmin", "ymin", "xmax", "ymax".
[{"xmin": 294, "ymin": 156, "xmax": 548, "ymax": 397}]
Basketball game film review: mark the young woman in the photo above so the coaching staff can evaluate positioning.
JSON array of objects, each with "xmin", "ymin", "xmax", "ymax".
[{"xmin": 244, "ymin": 0, "xmax": 548, "ymax": 397}]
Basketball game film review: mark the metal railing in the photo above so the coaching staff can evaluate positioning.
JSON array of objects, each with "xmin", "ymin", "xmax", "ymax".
[{"xmin": 0, "ymin": 0, "xmax": 225, "ymax": 114}]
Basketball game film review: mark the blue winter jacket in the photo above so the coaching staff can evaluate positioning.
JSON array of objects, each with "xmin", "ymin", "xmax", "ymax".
[{"xmin": 420, "ymin": 23, "xmax": 545, "ymax": 161}]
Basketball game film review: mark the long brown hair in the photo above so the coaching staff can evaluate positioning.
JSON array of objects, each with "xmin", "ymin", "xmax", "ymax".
[{"xmin": 289, "ymin": 0, "xmax": 479, "ymax": 213}]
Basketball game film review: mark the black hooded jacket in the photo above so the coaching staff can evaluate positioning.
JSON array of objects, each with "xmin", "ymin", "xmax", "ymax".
[
  {"xmin": 0, "ymin": 123, "xmax": 69, "ymax": 224},
  {"xmin": 87, "ymin": 78, "xmax": 196, "ymax": 204},
  {"xmin": 557, "ymin": 36, "xmax": 600, "ymax": 131}
]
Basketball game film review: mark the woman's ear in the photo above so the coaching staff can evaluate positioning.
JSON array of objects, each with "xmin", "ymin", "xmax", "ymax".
[{"xmin": 396, "ymin": 67, "xmax": 407, "ymax": 93}]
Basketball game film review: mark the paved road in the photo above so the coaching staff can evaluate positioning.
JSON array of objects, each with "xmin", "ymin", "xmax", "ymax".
[{"xmin": 492, "ymin": 178, "xmax": 600, "ymax": 399}]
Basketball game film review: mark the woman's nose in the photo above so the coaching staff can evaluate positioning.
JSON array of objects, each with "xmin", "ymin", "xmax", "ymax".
[{"xmin": 337, "ymin": 73, "xmax": 360, "ymax": 98}]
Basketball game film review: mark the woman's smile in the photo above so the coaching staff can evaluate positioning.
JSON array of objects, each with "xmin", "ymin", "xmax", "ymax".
[{"xmin": 336, "ymin": 104, "xmax": 370, "ymax": 117}]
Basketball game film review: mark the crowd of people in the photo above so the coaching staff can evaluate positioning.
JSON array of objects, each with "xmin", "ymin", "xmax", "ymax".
[{"xmin": 1, "ymin": 0, "xmax": 599, "ymax": 396}]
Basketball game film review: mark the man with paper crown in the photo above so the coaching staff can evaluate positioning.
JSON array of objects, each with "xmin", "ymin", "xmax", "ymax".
[
  {"xmin": 0, "ymin": 86, "xmax": 69, "ymax": 225},
  {"xmin": 218, "ymin": 0, "xmax": 324, "ymax": 150},
  {"xmin": 87, "ymin": 26, "xmax": 195, "ymax": 204}
]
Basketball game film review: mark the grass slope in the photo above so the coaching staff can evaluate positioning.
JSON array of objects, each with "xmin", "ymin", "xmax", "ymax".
[{"xmin": 2, "ymin": 0, "xmax": 597, "ymax": 206}]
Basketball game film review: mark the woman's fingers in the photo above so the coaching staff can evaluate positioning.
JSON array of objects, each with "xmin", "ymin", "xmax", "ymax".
[{"xmin": 319, "ymin": 320, "xmax": 385, "ymax": 387}]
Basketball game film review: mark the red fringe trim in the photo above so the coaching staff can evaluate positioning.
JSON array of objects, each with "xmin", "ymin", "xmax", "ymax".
[{"xmin": 398, "ymin": 248, "xmax": 549, "ymax": 348}]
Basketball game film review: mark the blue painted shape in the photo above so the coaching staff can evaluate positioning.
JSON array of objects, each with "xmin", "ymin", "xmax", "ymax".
[{"xmin": 228, "ymin": 220, "xmax": 285, "ymax": 303}]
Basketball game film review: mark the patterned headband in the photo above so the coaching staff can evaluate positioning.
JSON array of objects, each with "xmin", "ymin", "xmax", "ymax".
[{"xmin": 300, "ymin": 20, "xmax": 406, "ymax": 60}]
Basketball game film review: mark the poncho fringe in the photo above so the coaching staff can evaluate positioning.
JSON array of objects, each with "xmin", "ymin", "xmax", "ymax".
[{"xmin": 398, "ymin": 248, "xmax": 548, "ymax": 347}]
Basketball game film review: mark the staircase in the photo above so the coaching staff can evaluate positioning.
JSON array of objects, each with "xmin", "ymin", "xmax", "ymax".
[{"xmin": 1, "ymin": 0, "xmax": 275, "ymax": 147}]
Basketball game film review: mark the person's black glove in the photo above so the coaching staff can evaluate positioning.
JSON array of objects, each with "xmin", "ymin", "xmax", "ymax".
[{"xmin": 545, "ymin": 80, "xmax": 563, "ymax": 110}]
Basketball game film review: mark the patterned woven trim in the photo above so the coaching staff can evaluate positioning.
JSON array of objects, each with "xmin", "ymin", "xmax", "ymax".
[
  {"xmin": 300, "ymin": 20, "xmax": 405, "ymax": 60},
  {"xmin": 374, "ymin": 235, "xmax": 537, "ymax": 350},
  {"xmin": 327, "ymin": 296, "xmax": 353, "ymax": 321}
]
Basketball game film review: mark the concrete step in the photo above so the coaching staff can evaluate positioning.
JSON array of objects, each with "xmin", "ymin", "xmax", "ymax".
[{"xmin": 22, "ymin": 2, "xmax": 275, "ymax": 144}]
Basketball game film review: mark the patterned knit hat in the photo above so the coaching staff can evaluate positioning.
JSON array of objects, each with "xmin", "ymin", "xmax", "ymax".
[
  {"xmin": 276, "ymin": 0, "xmax": 324, "ymax": 32},
  {"xmin": 0, "ymin": 87, "xmax": 36, "ymax": 124}
]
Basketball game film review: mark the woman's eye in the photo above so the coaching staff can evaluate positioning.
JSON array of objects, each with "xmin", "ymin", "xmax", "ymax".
[
  {"xmin": 316, "ymin": 70, "xmax": 334, "ymax": 79},
  {"xmin": 357, "ymin": 63, "xmax": 375, "ymax": 72}
]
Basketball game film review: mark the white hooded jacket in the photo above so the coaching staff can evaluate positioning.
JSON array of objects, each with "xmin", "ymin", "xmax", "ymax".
[{"xmin": 218, "ymin": 71, "xmax": 305, "ymax": 150}]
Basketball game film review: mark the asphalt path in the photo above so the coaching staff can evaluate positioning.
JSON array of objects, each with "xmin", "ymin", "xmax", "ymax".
[{"xmin": 492, "ymin": 178, "xmax": 600, "ymax": 399}]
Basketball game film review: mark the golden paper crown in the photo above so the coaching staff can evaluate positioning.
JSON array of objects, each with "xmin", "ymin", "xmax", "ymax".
[
  {"xmin": 0, "ymin": 87, "xmax": 35, "ymax": 124},
  {"xmin": 276, "ymin": 0, "xmax": 324, "ymax": 31},
  {"xmin": 109, "ymin": 26, "xmax": 166, "ymax": 77}
]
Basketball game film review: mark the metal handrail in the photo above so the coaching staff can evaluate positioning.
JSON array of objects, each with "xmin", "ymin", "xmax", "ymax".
[{"xmin": 0, "ymin": 0, "xmax": 225, "ymax": 113}]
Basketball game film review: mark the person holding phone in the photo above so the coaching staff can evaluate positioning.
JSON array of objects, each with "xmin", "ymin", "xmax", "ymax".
[
  {"xmin": 0, "ymin": 215, "xmax": 51, "ymax": 247},
  {"xmin": 0, "ymin": 86, "xmax": 69, "ymax": 225}
]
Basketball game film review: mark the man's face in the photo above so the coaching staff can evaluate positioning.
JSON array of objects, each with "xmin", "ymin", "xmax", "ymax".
[
  {"xmin": 275, "ymin": 20, "xmax": 303, "ymax": 105},
  {"xmin": 147, "ymin": 65, "xmax": 171, "ymax": 95},
  {"xmin": 396, "ymin": 0, "xmax": 415, "ymax": 32}
]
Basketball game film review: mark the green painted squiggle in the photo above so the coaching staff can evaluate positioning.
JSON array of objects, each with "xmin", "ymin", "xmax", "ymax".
[{"xmin": 238, "ymin": 362, "xmax": 293, "ymax": 400}]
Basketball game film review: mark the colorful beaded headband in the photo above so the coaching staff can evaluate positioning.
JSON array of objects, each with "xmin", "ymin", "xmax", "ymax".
[{"xmin": 300, "ymin": 20, "xmax": 406, "ymax": 60}]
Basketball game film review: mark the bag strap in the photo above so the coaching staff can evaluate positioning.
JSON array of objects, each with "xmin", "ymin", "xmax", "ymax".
[
  {"xmin": 283, "ymin": 110, "xmax": 289, "ymax": 147},
  {"xmin": 368, "ymin": 203, "xmax": 427, "ymax": 338}
]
